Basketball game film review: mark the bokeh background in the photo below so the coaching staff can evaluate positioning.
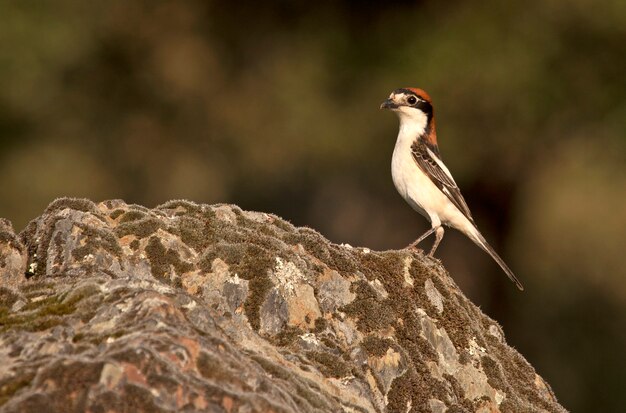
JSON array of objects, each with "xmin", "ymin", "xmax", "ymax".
[{"xmin": 1, "ymin": 1, "xmax": 624, "ymax": 411}]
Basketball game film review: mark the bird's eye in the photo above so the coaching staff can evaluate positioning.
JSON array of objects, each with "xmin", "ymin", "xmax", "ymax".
[{"xmin": 407, "ymin": 96, "xmax": 417, "ymax": 105}]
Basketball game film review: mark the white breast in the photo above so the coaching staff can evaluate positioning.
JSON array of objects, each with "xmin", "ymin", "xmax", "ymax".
[{"xmin": 390, "ymin": 128, "xmax": 461, "ymax": 228}]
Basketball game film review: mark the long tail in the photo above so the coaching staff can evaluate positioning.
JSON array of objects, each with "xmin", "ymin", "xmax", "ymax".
[{"xmin": 467, "ymin": 228, "xmax": 524, "ymax": 291}]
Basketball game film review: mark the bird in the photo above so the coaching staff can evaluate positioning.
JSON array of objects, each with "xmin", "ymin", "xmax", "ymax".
[{"xmin": 380, "ymin": 87, "xmax": 524, "ymax": 290}]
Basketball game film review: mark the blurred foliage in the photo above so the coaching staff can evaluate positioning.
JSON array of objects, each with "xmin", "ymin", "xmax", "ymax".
[{"xmin": 0, "ymin": 1, "xmax": 625, "ymax": 411}]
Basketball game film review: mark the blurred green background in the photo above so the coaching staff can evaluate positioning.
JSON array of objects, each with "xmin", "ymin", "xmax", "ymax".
[{"xmin": 1, "ymin": 1, "xmax": 624, "ymax": 411}]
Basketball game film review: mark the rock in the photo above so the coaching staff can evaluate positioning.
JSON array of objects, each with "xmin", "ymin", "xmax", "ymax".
[
  {"xmin": 0, "ymin": 198, "xmax": 566, "ymax": 413},
  {"xmin": 0, "ymin": 218, "xmax": 27, "ymax": 289}
]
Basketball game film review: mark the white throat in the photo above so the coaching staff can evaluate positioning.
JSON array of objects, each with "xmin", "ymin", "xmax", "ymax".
[{"xmin": 394, "ymin": 107, "xmax": 428, "ymax": 147}]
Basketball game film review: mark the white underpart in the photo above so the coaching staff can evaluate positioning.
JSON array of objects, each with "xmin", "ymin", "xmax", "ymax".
[{"xmin": 390, "ymin": 106, "xmax": 479, "ymax": 240}]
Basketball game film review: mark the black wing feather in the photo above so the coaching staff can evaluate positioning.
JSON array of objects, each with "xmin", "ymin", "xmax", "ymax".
[{"xmin": 411, "ymin": 140, "xmax": 475, "ymax": 224}]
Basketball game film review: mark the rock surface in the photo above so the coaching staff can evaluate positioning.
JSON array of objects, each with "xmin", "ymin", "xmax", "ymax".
[{"xmin": 0, "ymin": 198, "xmax": 566, "ymax": 413}]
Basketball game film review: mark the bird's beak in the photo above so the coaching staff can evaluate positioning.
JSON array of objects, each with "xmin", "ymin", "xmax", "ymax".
[{"xmin": 380, "ymin": 98, "xmax": 397, "ymax": 110}]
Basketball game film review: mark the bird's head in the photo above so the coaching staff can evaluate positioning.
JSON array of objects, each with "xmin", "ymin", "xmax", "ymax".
[{"xmin": 380, "ymin": 88, "xmax": 434, "ymax": 134}]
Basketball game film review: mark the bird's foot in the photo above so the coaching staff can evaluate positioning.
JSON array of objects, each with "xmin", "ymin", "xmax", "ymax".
[
  {"xmin": 404, "ymin": 246, "xmax": 423, "ymax": 257},
  {"xmin": 422, "ymin": 251, "xmax": 441, "ymax": 263}
]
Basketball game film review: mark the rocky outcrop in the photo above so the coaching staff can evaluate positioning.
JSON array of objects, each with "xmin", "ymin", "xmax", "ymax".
[{"xmin": 0, "ymin": 198, "xmax": 565, "ymax": 412}]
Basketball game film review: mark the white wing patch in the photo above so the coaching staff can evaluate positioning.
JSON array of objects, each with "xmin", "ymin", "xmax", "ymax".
[
  {"xmin": 411, "ymin": 139, "xmax": 475, "ymax": 224},
  {"xmin": 426, "ymin": 147, "xmax": 456, "ymax": 186}
]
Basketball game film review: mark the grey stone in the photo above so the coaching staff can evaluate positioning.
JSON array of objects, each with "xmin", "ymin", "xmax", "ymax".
[{"xmin": 0, "ymin": 198, "xmax": 567, "ymax": 413}]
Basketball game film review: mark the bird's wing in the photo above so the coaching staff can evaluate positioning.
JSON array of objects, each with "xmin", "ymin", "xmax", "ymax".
[{"xmin": 411, "ymin": 140, "xmax": 475, "ymax": 224}]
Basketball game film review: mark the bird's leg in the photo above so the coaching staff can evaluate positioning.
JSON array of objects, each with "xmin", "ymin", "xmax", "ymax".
[
  {"xmin": 428, "ymin": 227, "xmax": 445, "ymax": 257},
  {"xmin": 407, "ymin": 225, "xmax": 440, "ymax": 249}
]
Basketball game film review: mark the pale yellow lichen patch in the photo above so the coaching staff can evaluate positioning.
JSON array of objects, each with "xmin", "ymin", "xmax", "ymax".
[
  {"xmin": 368, "ymin": 347, "xmax": 402, "ymax": 371},
  {"xmin": 272, "ymin": 257, "xmax": 306, "ymax": 295},
  {"xmin": 402, "ymin": 256, "xmax": 414, "ymax": 287},
  {"xmin": 99, "ymin": 362, "xmax": 123, "ymax": 389}
]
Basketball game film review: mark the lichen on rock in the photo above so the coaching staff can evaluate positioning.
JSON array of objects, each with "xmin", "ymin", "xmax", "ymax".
[{"xmin": 0, "ymin": 198, "xmax": 567, "ymax": 412}]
